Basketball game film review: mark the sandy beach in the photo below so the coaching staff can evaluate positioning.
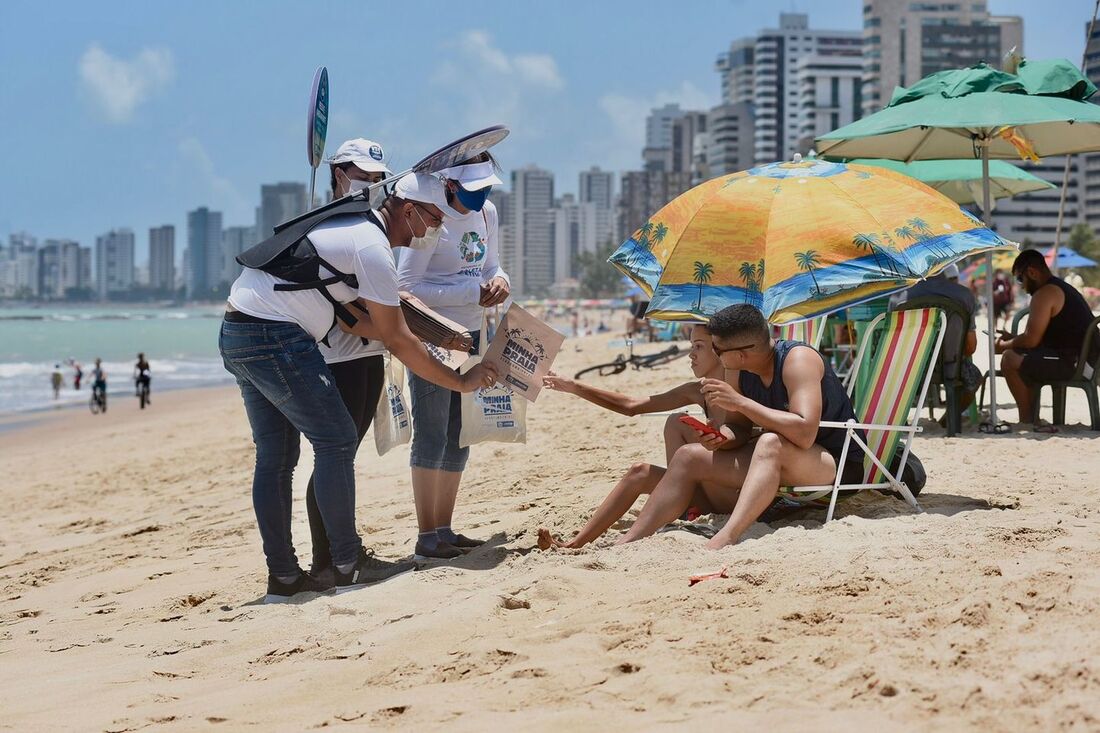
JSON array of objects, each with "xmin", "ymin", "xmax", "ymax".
[{"xmin": 2, "ymin": 333, "xmax": 1099, "ymax": 731}]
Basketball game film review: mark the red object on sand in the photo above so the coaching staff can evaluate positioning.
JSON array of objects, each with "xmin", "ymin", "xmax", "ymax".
[{"xmin": 688, "ymin": 566, "xmax": 729, "ymax": 587}]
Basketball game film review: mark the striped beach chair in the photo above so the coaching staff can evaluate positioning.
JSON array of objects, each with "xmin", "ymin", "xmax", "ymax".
[
  {"xmin": 780, "ymin": 307, "xmax": 946, "ymax": 522},
  {"xmin": 776, "ymin": 315, "xmax": 826, "ymax": 349}
]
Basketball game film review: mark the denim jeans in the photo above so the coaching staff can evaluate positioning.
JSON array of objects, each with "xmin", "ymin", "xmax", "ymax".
[
  {"xmin": 219, "ymin": 320, "xmax": 360, "ymax": 576},
  {"xmin": 408, "ymin": 333, "xmax": 480, "ymax": 473}
]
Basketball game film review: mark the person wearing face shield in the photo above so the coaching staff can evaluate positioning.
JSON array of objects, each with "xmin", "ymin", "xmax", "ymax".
[
  {"xmin": 221, "ymin": 171, "xmax": 498, "ymax": 602},
  {"xmin": 295, "ymin": 139, "xmax": 390, "ymax": 585},
  {"xmin": 397, "ymin": 152, "xmax": 510, "ymax": 560}
]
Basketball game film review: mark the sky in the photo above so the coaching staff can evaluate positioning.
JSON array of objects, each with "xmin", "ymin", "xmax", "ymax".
[{"xmin": 0, "ymin": 0, "xmax": 1094, "ymax": 264}]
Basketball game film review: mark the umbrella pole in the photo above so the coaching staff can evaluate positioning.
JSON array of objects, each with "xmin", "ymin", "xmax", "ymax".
[{"xmin": 980, "ymin": 140, "xmax": 1000, "ymax": 427}]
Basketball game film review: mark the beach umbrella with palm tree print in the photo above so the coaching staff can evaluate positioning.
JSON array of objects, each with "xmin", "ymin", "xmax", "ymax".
[{"xmin": 608, "ymin": 156, "xmax": 1015, "ymax": 324}]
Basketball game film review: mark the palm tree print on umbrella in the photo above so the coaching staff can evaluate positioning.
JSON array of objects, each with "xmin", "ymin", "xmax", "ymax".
[
  {"xmin": 852, "ymin": 233, "xmax": 885, "ymax": 272},
  {"xmin": 794, "ymin": 250, "xmax": 823, "ymax": 295},
  {"xmin": 737, "ymin": 260, "xmax": 766, "ymax": 307},
  {"xmin": 628, "ymin": 221, "xmax": 655, "ymax": 269},
  {"xmin": 650, "ymin": 222, "xmax": 669, "ymax": 257},
  {"xmin": 692, "ymin": 261, "xmax": 714, "ymax": 311}
]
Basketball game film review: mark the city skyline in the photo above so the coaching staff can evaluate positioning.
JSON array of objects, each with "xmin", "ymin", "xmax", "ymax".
[{"xmin": 0, "ymin": 0, "xmax": 1091, "ymax": 265}]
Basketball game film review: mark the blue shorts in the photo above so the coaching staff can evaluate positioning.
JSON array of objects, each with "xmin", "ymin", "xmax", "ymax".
[{"xmin": 407, "ymin": 333, "xmax": 481, "ymax": 473}]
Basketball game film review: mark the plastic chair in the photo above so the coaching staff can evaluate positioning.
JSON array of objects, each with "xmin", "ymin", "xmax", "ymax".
[
  {"xmin": 779, "ymin": 307, "xmax": 947, "ymax": 521},
  {"xmin": 1027, "ymin": 313, "xmax": 1100, "ymax": 430},
  {"xmin": 892, "ymin": 295, "xmax": 973, "ymax": 437}
]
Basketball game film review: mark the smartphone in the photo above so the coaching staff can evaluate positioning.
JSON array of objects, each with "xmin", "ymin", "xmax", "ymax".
[{"xmin": 679, "ymin": 415, "xmax": 727, "ymax": 441}]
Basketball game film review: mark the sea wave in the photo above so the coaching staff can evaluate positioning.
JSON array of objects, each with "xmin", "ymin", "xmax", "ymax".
[{"xmin": 0, "ymin": 358, "xmax": 233, "ymax": 415}]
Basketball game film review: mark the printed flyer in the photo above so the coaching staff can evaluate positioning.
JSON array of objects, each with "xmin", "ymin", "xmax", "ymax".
[{"xmin": 480, "ymin": 304, "xmax": 564, "ymax": 401}]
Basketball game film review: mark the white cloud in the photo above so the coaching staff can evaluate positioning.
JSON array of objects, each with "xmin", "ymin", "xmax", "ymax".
[
  {"xmin": 431, "ymin": 30, "xmax": 565, "ymax": 146},
  {"xmin": 597, "ymin": 81, "xmax": 716, "ymax": 169},
  {"xmin": 79, "ymin": 44, "xmax": 174, "ymax": 123},
  {"xmin": 455, "ymin": 30, "xmax": 564, "ymax": 89},
  {"xmin": 513, "ymin": 55, "xmax": 564, "ymax": 90},
  {"xmin": 178, "ymin": 137, "xmax": 248, "ymax": 219}
]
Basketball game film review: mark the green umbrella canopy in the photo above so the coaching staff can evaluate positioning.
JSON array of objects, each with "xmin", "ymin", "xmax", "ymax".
[
  {"xmin": 842, "ymin": 158, "xmax": 1054, "ymax": 205},
  {"xmin": 816, "ymin": 60, "xmax": 1100, "ymax": 160}
]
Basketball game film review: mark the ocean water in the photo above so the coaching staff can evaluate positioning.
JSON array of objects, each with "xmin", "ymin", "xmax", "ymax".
[{"xmin": 0, "ymin": 305, "xmax": 234, "ymax": 415}]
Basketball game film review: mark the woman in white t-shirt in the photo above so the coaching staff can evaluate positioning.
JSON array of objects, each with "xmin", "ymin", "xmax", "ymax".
[
  {"xmin": 397, "ymin": 153, "xmax": 510, "ymax": 560},
  {"xmin": 303, "ymin": 138, "xmax": 391, "ymax": 583}
]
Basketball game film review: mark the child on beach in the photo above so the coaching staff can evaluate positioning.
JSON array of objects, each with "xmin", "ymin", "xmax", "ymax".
[{"xmin": 538, "ymin": 323, "xmax": 730, "ymax": 549}]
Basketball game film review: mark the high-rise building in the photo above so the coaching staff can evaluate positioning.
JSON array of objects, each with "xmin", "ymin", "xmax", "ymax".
[
  {"xmin": 95, "ymin": 228, "xmax": 135, "ymax": 298},
  {"xmin": 553, "ymin": 195, "xmax": 613, "ymax": 283},
  {"xmin": 186, "ymin": 207, "xmax": 223, "ymax": 299},
  {"xmin": 38, "ymin": 239, "xmax": 81, "ymax": 299},
  {"xmin": 706, "ymin": 102, "xmax": 756, "ymax": 178},
  {"xmin": 222, "ymin": 225, "xmax": 256, "ymax": 285},
  {"xmin": 149, "ymin": 225, "xmax": 175, "ymax": 293},
  {"xmin": 1080, "ymin": 18, "xmax": 1100, "ymax": 238},
  {"xmin": 617, "ymin": 170, "xmax": 694, "ymax": 244},
  {"xmin": 986, "ymin": 160, "xmax": 1083, "ymax": 249},
  {"xmin": 578, "ymin": 167, "xmax": 617, "ymax": 246},
  {"xmin": 579, "ymin": 167, "xmax": 614, "ymax": 210},
  {"xmin": 488, "ymin": 189, "xmax": 516, "ymax": 286},
  {"xmin": 0, "ymin": 233, "xmax": 38, "ymax": 298},
  {"xmin": 714, "ymin": 13, "xmax": 859, "ymax": 166},
  {"xmin": 257, "ymin": 182, "xmax": 307, "ymax": 241},
  {"xmin": 796, "ymin": 50, "xmax": 864, "ymax": 154},
  {"xmin": 511, "ymin": 166, "xmax": 555, "ymax": 296},
  {"xmin": 861, "ymin": 1, "xmax": 1023, "ymax": 116},
  {"xmin": 78, "ymin": 247, "xmax": 92, "ymax": 292}
]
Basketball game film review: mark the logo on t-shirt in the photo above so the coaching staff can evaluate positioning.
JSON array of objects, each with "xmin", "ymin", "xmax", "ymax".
[{"xmin": 458, "ymin": 231, "xmax": 486, "ymax": 263}]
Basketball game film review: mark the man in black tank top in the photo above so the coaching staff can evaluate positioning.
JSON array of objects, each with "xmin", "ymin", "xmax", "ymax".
[
  {"xmin": 997, "ymin": 249, "xmax": 1099, "ymax": 432},
  {"xmin": 617, "ymin": 305, "xmax": 862, "ymax": 549}
]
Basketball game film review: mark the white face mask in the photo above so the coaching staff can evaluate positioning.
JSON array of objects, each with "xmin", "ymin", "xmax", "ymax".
[
  {"xmin": 408, "ymin": 207, "xmax": 442, "ymax": 250},
  {"xmin": 409, "ymin": 225, "xmax": 442, "ymax": 250}
]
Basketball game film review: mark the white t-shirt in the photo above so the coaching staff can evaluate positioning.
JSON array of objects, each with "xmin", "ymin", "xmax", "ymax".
[
  {"xmin": 396, "ymin": 201, "xmax": 508, "ymax": 332},
  {"xmin": 228, "ymin": 212, "xmax": 400, "ymax": 343}
]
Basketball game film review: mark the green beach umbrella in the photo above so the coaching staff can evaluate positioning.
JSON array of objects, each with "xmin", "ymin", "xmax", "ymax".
[
  {"xmin": 842, "ymin": 158, "xmax": 1054, "ymax": 206},
  {"xmin": 816, "ymin": 58, "xmax": 1100, "ymax": 428}
]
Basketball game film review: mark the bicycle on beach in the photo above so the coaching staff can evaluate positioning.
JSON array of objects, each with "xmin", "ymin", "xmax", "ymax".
[
  {"xmin": 573, "ymin": 338, "xmax": 687, "ymax": 379},
  {"xmin": 89, "ymin": 385, "xmax": 107, "ymax": 414},
  {"xmin": 135, "ymin": 378, "xmax": 150, "ymax": 409}
]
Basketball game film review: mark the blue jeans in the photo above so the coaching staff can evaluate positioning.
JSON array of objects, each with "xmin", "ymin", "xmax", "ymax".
[
  {"xmin": 408, "ymin": 333, "xmax": 480, "ymax": 473},
  {"xmin": 219, "ymin": 320, "xmax": 360, "ymax": 576}
]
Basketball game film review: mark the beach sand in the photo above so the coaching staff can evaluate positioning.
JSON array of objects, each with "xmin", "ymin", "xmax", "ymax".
[{"xmin": 2, "ymin": 335, "xmax": 1099, "ymax": 731}]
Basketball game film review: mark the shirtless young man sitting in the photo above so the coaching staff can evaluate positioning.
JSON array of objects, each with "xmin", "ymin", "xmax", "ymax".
[
  {"xmin": 538, "ymin": 323, "xmax": 731, "ymax": 548},
  {"xmin": 616, "ymin": 304, "xmax": 863, "ymax": 550}
]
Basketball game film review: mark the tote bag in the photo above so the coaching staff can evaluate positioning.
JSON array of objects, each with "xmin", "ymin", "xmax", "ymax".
[{"xmin": 374, "ymin": 353, "xmax": 412, "ymax": 456}]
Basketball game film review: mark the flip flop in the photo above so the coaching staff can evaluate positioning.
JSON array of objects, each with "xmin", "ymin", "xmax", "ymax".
[
  {"xmin": 978, "ymin": 421, "xmax": 1011, "ymax": 434},
  {"xmin": 1032, "ymin": 423, "xmax": 1060, "ymax": 434}
]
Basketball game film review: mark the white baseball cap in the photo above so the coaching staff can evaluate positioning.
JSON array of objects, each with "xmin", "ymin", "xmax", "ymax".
[
  {"xmin": 436, "ymin": 160, "xmax": 502, "ymax": 191},
  {"xmin": 393, "ymin": 172, "xmax": 448, "ymax": 210},
  {"xmin": 943, "ymin": 263, "xmax": 960, "ymax": 279},
  {"xmin": 328, "ymin": 138, "xmax": 391, "ymax": 174}
]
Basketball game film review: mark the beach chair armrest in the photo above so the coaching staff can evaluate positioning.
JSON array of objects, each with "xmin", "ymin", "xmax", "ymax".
[{"xmin": 818, "ymin": 420, "xmax": 922, "ymax": 433}]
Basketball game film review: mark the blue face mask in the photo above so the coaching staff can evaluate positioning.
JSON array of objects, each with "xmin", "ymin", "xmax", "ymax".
[{"xmin": 454, "ymin": 185, "xmax": 491, "ymax": 212}]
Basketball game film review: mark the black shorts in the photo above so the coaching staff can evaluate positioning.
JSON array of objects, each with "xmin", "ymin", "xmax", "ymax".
[
  {"xmin": 835, "ymin": 456, "xmax": 865, "ymax": 484},
  {"xmin": 1019, "ymin": 347, "xmax": 1076, "ymax": 384}
]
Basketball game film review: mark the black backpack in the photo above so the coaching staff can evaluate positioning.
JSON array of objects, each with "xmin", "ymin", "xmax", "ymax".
[
  {"xmin": 887, "ymin": 446, "xmax": 927, "ymax": 498},
  {"xmin": 236, "ymin": 201, "xmax": 383, "ymax": 339}
]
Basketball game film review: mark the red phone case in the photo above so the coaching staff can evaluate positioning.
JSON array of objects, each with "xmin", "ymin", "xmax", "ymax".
[{"xmin": 678, "ymin": 415, "xmax": 726, "ymax": 439}]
